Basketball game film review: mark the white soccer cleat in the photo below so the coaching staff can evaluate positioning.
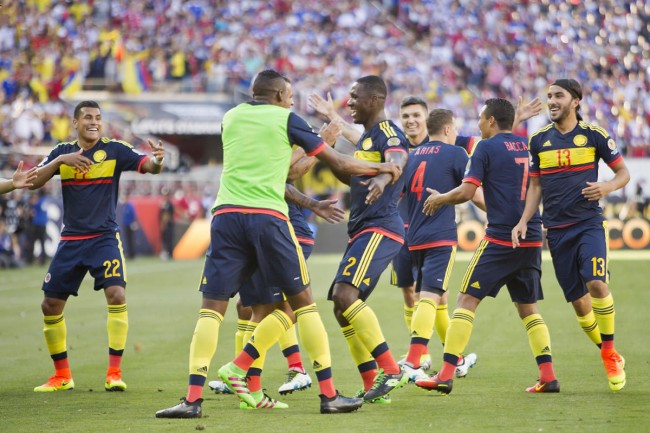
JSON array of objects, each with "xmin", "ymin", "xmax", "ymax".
[
  {"xmin": 402, "ymin": 362, "xmax": 429, "ymax": 382},
  {"xmin": 278, "ymin": 369, "xmax": 312, "ymax": 395},
  {"xmin": 420, "ymin": 354, "xmax": 433, "ymax": 371},
  {"xmin": 208, "ymin": 379, "xmax": 233, "ymax": 394},
  {"xmin": 455, "ymin": 352, "xmax": 477, "ymax": 378}
]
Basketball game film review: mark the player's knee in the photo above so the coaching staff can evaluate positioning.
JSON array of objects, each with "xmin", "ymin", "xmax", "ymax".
[
  {"xmin": 586, "ymin": 280, "xmax": 609, "ymax": 298},
  {"xmin": 41, "ymin": 297, "xmax": 64, "ymax": 316}
]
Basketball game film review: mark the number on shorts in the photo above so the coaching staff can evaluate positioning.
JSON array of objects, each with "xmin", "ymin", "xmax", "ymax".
[
  {"xmin": 591, "ymin": 257, "xmax": 605, "ymax": 277},
  {"xmin": 103, "ymin": 259, "xmax": 122, "ymax": 278},
  {"xmin": 342, "ymin": 257, "xmax": 357, "ymax": 276}
]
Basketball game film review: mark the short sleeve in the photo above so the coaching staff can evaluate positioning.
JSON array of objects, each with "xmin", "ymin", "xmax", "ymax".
[
  {"xmin": 592, "ymin": 127, "xmax": 623, "ymax": 167},
  {"xmin": 528, "ymin": 135, "xmax": 541, "ymax": 177},
  {"xmin": 463, "ymin": 142, "xmax": 487, "ymax": 186},
  {"xmin": 287, "ymin": 113, "xmax": 326, "ymax": 156}
]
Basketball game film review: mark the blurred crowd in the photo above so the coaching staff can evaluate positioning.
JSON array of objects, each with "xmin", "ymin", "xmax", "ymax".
[{"xmin": 0, "ymin": 0, "xmax": 648, "ymax": 159}]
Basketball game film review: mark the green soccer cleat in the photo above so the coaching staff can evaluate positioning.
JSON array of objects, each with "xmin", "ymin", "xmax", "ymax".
[
  {"xmin": 217, "ymin": 362, "xmax": 255, "ymax": 408},
  {"xmin": 239, "ymin": 390, "xmax": 288, "ymax": 410},
  {"xmin": 602, "ymin": 349, "xmax": 626, "ymax": 392},
  {"xmin": 355, "ymin": 388, "xmax": 391, "ymax": 404},
  {"xmin": 363, "ymin": 368, "xmax": 408, "ymax": 401},
  {"xmin": 105, "ymin": 370, "xmax": 127, "ymax": 392}
]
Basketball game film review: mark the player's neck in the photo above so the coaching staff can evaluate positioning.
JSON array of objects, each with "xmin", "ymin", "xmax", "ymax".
[
  {"xmin": 409, "ymin": 131, "xmax": 428, "ymax": 146},
  {"xmin": 78, "ymin": 138, "xmax": 99, "ymax": 151},
  {"xmin": 554, "ymin": 117, "xmax": 578, "ymax": 134},
  {"xmin": 364, "ymin": 112, "xmax": 387, "ymax": 131}
]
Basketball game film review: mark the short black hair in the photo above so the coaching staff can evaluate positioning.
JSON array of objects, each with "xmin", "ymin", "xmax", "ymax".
[
  {"xmin": 426, "ymin": 109, "xmax": 454, "ymax": 135},
  {"xmin": 482, "ymin": 98, "xmax": 515, "ymax": 130},
  {"xmin": 400, "ymin": 96, "xmax": 428, "ymax": 112},
  {"xmin": 74, "ymin": 101, "xmax": 101, "ymax": 119},
  {"xmin": 356, "ymin": 75, "xmax": 387, "ymax": 99},
  {"xmin": 252, "ymin": 69, "xmax": 291, "ymax": 99}
]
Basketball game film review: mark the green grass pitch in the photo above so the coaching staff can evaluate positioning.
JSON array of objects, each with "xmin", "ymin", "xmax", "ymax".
[{"xmin": 2, "ymin": 252, "xmax": 649, "ymax": 432}]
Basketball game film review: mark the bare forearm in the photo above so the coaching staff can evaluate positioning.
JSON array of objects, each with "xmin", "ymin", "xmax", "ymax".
[
  {"xmin": 0, "ymin": 179, "xmax": 13, "ymax": 194},
  {"xmin": 287, "ymin": 155, "xmax": 317, "ymax": 182},
  {"xmin": 285, "ymin": 183, "xmax": 318, "ymax": 209},
  {"xmin": 29, "ymin": 161, "xmax": 59, "ymax": 190},
  {"xmin": 520, "ymin": 180, "xmax": 542, "ymax": 224}
]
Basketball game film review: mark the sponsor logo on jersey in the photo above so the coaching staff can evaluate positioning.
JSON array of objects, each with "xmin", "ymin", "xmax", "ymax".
[
  {"xmin": 573, "ymin": 135, "xmax": 587, "ymax": 147},
  {"xmin": 93, "ymin": 150, "xmax": 107, "ymax": 162}
]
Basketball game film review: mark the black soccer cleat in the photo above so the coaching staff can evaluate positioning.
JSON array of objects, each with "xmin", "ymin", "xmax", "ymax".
[
  {"xmin": 155, "ymin": 397, "xmax": 203, "ymax": 418},
  {"xmin": 319, "ymin": 391, "xmax": 363, "ymax": 414},
  {"xmin": 363, "ymin": 368, "xmax": 408, "ymax": 401}
]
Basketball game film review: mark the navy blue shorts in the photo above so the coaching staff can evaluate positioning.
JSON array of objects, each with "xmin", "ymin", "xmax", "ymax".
[
  {"xmin": 199, "ymin": 212, "xmax": 310, "ymax": 303},
  {"xmin": 411, "ymin": 245, "xmax": 456, "ymax": 294},
  {"xmin": 240, "ymin": 241, "xmax": 313, "ymax": 307},
  {"xmin": 329, "ymin": 230, "xmax": 402, "ymax": 301},
  {"xmin": 42, "ymin": 233, "xmax": 127, "ymax": 300},
  {"xmin": 459, "ymin": 239, "xmax": 543, "ymax": 304},
  {"xmin": 546, "ymin": 219, "xmax": 609, "ymax": 302},
  {"xmin": 390, "ymin": 243, "xmax": 416, "ymax": 288}
]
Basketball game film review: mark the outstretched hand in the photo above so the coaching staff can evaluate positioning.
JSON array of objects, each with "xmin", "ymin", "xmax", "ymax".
[
  {"xmin": 308, "ymin": 92, "xmax": 337, "ymax": 120},
  {"xmin": 312, "ymin": 199, "xmax": 345, "ymax": 223},
  {"xmin": 148, "ymin": 138, "xmax": 165, "ymax": 164},
  {"xmin": 515, "ymin": 96, "xmax": 543, "ymax": 123},
  {"xmin": 318, "ymin": 121, "xmax": 342, "ymax": 146},
  {"xmin": 11, "ymin": 160, "xmax": 38, "ymax": 189},
  {"xmin": 422, "ymin": 188, "xmax": 442, "ymax": 216}
]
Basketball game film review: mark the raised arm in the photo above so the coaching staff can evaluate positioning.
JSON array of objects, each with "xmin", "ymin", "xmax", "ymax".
[
  {"xmin": 0, "ymin": 161, "xmax": 38, "ymax": 194},
  {"xmin": 512, "ymin": 96, "xmax": 542, "ymax": 131},
  {"xmin": 315, "ymin": 145, "xmax": 402, "ymax": 184},
  {"xmin": 139, "ymin": 139, "xmax": 165, "ymax": 174},
  {"xmin": 308, "ymin": 92, "xmax": 362, "ymax": 144}
]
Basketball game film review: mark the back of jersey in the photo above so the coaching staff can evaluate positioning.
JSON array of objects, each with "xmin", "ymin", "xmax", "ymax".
[{"xmin": 464, "ymin": 132, "xmax": 542, "ymax": 244}]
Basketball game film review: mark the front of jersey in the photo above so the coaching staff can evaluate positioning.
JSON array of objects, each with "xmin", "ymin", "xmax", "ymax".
[
  {"xmin": 348, "ymin": 120, "xmax": 409, "ymax": 240},
  {"xmin": 464, "ymin": 132, "xmax": 542, "ymax": 245},
  {"xmin": 38, "ymin": 138, "xmax": 147, "ymax": 237},
  {"xmin": 529, "ymin": 121, "xmax": 623, "ymax": 228},
  {"xmin": 404, "ymin": 141, "xmax": 468, "ymax": 249}
]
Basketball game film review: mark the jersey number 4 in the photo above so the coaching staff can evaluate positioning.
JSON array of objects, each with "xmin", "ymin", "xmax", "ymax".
[{"xmin": 410, "ymin": 161, "xmax": 427, "ymax": 201}]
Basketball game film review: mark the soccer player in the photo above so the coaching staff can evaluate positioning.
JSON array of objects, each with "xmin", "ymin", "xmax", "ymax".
[
  {"xmin": 156, "ymin": 69, "xmax": 401, "ymax": 418},
  {"xmin": 415, "ymin": 98, "xmax": 559, "ymax": 394},
  {"xmin": 399, "ymin": 108, "xmax": 484, "ymax": 382},
  {"xmin": 0, "ymin": 161, "xmax": 38, "ymax": 194},
  {"xmin": 512, "ymin": 79, "xmax": 629, "ymax": 392},
  {"xmin": 323, "ymin": 75, "xmax": 410, "ymax": 404},
  {"xmin": 30, "ymin": 100, "xmax": 165, "ymax": 393}
]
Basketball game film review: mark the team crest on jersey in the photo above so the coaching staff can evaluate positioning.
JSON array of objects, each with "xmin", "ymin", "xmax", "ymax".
[
  {"xmin": 542, "ymin": 140, "xmax": 552, "ymax": 147},
  {"xmin": 573, "ymin": 135, "xmax": 587, "ymax": 147},
  {"xmin": 93, "ymin": 150, "xmax": 107, "ymax": 163},
  {"xmin": 44, "ymin": 273, "xmax": 51, "ymax": 283},
  {"xmin": 387, "ymin": 137, "xmax": 401, "ymax": 147},
  {"xmin": 608, "ymin": 139, "xmax": 617, "ymax": 151},
  {"xmin": 362, "ymin": 138, "xmax": 373, "ymax": 150}
]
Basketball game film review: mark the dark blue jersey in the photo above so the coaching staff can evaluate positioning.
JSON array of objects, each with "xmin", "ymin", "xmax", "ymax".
[
  {"xmin": 38, "ymin": 138, "xmax": 147, "ymax": 237},
  {"xmin": 529, "ymin": 121, "xmax": 623, "ymax": 228},
  {"xmin": 404, "ymin": 141, "xmax": 468, "ymax": 249},
  {"xmin": 455, "ymin": 135, "xmax": 479, "ymax": 155},
  {"xmin": 397, "ymin": 137, "xmax": 426, "ymax": 227},
  {"xmin": 464, "ymin": 132, "xmax": 542, "ymax": 245},
  {"xmin": 348, "ymin": 120, "xmax": 408, "ymax": 241}
]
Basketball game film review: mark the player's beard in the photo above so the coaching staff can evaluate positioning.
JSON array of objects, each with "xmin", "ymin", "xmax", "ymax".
[{"xmin": 549, "ymin": 104, "xmax": 573, "ymax": 123}]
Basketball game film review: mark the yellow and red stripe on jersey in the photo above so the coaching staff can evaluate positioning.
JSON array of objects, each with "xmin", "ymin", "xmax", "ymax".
[
  {"xmin": 212, "ymin": 206, "xmax": 288, "ymax": 221},
  {"xmin": 484, "ymin": 235, "xmax": 542, "ymax": 248},
  {"xmin": 60, "ymin": 160, "xmax": 117, "ymax": 185},
  {"xmin": 349, "ymin": 227, "xmax": 404, "ymax": 245},
  {"xmin": 537, "ymin": 147, "xmax": 595, "ymax": 173},
  {"xmin": 408, "ymin": 240, "xmax": 457, "ymax": 251}
]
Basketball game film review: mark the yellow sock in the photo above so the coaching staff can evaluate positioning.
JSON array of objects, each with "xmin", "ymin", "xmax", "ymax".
[
  {"xmin": 248, "ymin": 310, "xmax": 291, "ymax": 357},
  {"xmin": 341, "ymin": 325, "xmax": 374, "ymax": 366},
  {"xmin": 188, "ymin": 309, "xmax": 223, "ymax": 377},
  {"xmin": 411, "ymin": 298, "xmax": 437, "ymax": 340},
  {"xmin": 435, "ymin": 304, "xmax": 450, "ymax": 344},
  {"xmin": 278, "ymin": 324, "xmax": 299, "ymax": 352},
  {"xmin": 242, "ymin": 321, "xmax": 259, "ymax": 351},
  {"xmin": 591, "ymin": 294, "xmax": 615, "ymax": 336},
  {"xmin": 342, "ymin": 300, "xmax": 387, "ymax": 354},
  {"xmin": 43, "ymin": 313, "xmax": 67, "ymax": 356},
  {"xmin": 576, "ymin": 310, "xmax": 602, "ymax": 346},
  {"xmin": 444, "ymin": 308, "xmax": 475, "ymax": 358},
  {"xmin": 404, "ymin": 305, "xmax": 414, "ymax": 333},
  {"xmin": 107, "ymin": 304, "xmax": 128, "ymax": 352},
  {"xmin": 295, "ymin": 303, "xmax": 331, "ymax": 373},
  {"xmin": 245, "ymin": 322, "xmax": 266, "ymax": 370},
  {"xmin": 523, "ymin": 314, "xmax": 552, "ymax": 358},
  {"xmin": 235, "ymin": 319, "xmax": 248, "ymax": 356}
]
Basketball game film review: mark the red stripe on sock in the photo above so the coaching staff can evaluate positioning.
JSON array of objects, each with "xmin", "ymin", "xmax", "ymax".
[
  {"xmin": 361, "ymin": 369, "xmax": 378, "ymax": 392},
  {"xmin": 286, "ymin": 353, "xmax": 304, "ymax": 371},
  {"xmin": 375, "ymin": 350, "xmax": 400, "ymax": 374},
  {"xmin": 438, "ymin": 361, "xmax": 456, "ymax": 381},
  {"xmin": 186, "ymin": 384, "xmax": 203, "ymax": 402},
  {"xmin": 318, "ymin": 378, "xmax": 336, "ymax": 399}
]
